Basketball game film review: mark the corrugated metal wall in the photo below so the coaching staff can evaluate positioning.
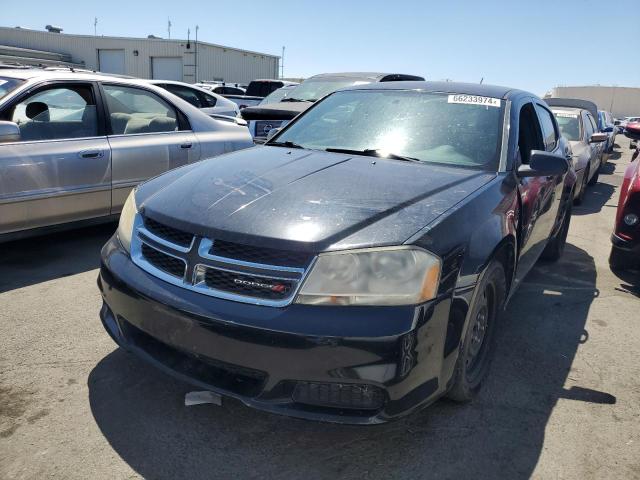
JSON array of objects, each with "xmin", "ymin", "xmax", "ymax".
[
  {"xmin": 551, "ymin": 86, "xmax": 640, "ymax": 118},
  {"xmin": 0, "ymin": 27, "xmax": 279, "ymax": 84}
]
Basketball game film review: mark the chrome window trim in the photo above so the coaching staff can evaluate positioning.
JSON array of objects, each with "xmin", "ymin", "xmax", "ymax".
[
  {"xmin": 0, "ymin": 135, "xmax": 109, "ymax": 146},
  {"xmin": 498, "ymin": 100, "xmax": 511, "ymax": 173}
]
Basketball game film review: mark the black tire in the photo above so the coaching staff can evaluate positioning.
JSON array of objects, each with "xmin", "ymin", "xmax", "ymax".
[
  {"xmin": 609, "ymin": 247, "xmax": 634, "ymax": 271},
  {"xmin": 574, "ymin": 167, "xmax": 588, "ymax": 205},
  {"xmin": 447, "ymin": 260, "xmax": 506, "ymax": 402},
  {"xmin": 588, "ymin": 162, "xmax": 600, "ymax": 185},
  {"xmin": 541, "ymin": 200, "xmax": 572, "ymax": 261}
]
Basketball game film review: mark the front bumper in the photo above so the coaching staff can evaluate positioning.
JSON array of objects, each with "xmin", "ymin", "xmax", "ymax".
[
  {"xmin": 98, "ymin": 235, "xmax": 461, "ymax": 424},
  {"xmin": 611, "ymin": 232, "xmax": 640, "ymax": 253}
]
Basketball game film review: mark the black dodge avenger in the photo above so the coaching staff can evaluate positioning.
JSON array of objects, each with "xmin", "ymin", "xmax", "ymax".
[{"xmin": 98, "ymin": 81, "xmax": 576, "ymax": 424}]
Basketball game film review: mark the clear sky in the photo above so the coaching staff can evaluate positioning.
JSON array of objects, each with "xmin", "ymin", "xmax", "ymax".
[{"xmin": 4, "ymin": 0, "xmax": 639, "ymax": 95}]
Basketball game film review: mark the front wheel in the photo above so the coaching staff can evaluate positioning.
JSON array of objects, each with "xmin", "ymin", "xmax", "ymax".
[
  {"xmin": 609, "ymin": 247, "xmax": 635, "ymax": 271},
  {"xmin": 447, "ymin": 260, "xmax": 506, "ymax": 402}
]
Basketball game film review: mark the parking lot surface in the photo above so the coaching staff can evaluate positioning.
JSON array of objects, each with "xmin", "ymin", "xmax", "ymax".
[{"xmin": 1, "ymin": 143, "xmax": 639, "ymax": 480}]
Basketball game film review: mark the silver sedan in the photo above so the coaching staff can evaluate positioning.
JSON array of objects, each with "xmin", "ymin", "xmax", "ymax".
[{"xmin": 0, "ymin": 68, "xmax": 254, "ymax": 241}]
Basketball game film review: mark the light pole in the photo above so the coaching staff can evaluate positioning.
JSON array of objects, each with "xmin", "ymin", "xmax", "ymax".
[
  {"xmin": 195, "ymin": 25, "xmax": 199, "ymax": 83},
  {"xmin": 281, "ymin": 46, "xmax": 285, "ymax": 79}
]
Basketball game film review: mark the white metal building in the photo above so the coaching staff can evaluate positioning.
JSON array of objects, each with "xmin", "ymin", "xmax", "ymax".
[
  {"xmin": 548, "ymin": 86, "xmax": 640, "ymax": 118},
  {"xmin": 0, "ymin": 26, "xmax": 279, "ymax": 84}
]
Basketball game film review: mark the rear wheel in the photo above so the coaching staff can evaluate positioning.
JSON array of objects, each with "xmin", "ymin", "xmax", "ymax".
[
  {"xmin": 574, "ymin": 167, "xmax": 588, "ymax": 205},
  {"xmin": 542, "ymin": 200, "xmax": 572, "ymax": 261},
  {"xmin": 447, "ymin": 261, "xmax": 506, "ymax": 402},
  {"xmin": 588, "ymin": 162, "xmax": 600, "ymax": 185}
]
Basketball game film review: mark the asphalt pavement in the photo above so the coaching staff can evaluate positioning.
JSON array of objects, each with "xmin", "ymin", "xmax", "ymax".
[{"xmin": 1, "ymin": 140, "xmax": 639, "ymax": 480}]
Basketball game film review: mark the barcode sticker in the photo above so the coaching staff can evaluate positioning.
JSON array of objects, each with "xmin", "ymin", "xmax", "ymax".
[{"xmin": 448, "ymin": 94, "xmax": 501, "ymax": 108}]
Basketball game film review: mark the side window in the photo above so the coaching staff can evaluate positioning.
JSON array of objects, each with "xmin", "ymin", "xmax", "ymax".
[
  {"xmin": 165, "ymin": 85, "xmax": 202, "ymax": 108},
  {"xmin": 583, "ymin": 113, "xmax": 594, "ymax": 139},
  {"xmin": 199, "ymin": 91, "xmax": 217, "ymax": 108},
  {"xmin": 102, "ymin": 84, "xmax": 179, "ymax": 135},
  {"xmin": 587, "ymin": 114, "xmax": 598, "ymax": 133},
  {"xmin": 517, "ymin": 102, "xmax": 545, "ymax": 164},
  {"xmin": 8, "ymin": 84, "xmax": 98, "ymax": 141},
  {"xmin": 535, "ymin": 104, "xmax": 558, "ymax": 151}
]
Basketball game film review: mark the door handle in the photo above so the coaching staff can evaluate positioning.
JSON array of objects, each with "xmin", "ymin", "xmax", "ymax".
[
  {"xmin": 180, "ymin": 143, "xmax": 193, "ymax": 149},
  {"xmin": 79, "ymin": 150, "xmax": 104, "ymax": 159}
]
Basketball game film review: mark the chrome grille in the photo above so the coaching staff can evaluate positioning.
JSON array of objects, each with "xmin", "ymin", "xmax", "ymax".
[{"xmin": 130, "ymin": 214, "xmax": 314, "ymax": 306}]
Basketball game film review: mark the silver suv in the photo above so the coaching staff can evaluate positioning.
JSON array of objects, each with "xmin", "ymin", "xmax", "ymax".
[{"xmin": 0, "ymin": 67, "xmax": 254, "ymax": 241}]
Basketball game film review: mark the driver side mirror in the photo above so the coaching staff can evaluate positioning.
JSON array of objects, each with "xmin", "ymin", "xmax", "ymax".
[
  {"xmin": 0, "ymin": 121, "xmax": 20, "ymax": 143},
  {"xmin": 517, "ymin": 150, "xmax": 569, "ymax": 177},
  {"xmin": 589, "ymin": 132, "xmax": 608, "ymax": 143},
  {"xmin": 266, "ymin": 127, "xmax": 281, "ymax": 141}
]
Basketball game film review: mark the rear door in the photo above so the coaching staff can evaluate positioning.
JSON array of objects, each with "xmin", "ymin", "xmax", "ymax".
[
  {"xmin": 99, "ymin": 83, "xmax": 199, "ymax": 213},
  {"xmin": 0, "ymin": 81, "xmax": 111, "ymax": 234}
]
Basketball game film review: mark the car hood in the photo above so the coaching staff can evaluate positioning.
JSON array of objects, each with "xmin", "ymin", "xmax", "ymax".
[
  {"xmin": 136, "ymin": 146, "xmax": 495, "ymax": 252},
  {"xmin": 240, "ymin": 102, "xmax": 311, "ymax": 121}
]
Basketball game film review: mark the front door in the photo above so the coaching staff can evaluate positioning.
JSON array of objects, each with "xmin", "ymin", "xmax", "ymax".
[
  {"xmin": 513, "ymin": 101, "xmax": 562, "ymax": 284},
  {"xmin": 0, "ymin": 81, "xmax": 111, "ymax": 234},
  {"xmin": 99, "ymin": 83, "xmax": 199, "ymax": 213}
]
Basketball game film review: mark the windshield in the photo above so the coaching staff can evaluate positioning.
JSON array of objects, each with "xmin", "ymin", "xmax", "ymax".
[
  {"xmin": 274, "ymin": 90, "xmax": 504, "ymax": 169},
  {"xmin": 553, "ymin": 112, "xmax": 581, "ymax": 141},
  {"xmin": 260, "ymin": 87, "xmax": 292, "ymax": 105},
  {"xmin": 284, "ymin": 78, "xmax": 372, "ymax": 102},
  {"xmin": 0, "ymin": 77, "xmax": 25, "ymax": 101}
]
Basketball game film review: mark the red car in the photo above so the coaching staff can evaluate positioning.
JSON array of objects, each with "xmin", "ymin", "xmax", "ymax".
[{"xmin": 610, "ymin": 122, "xmax": 640, "ymax": 269}]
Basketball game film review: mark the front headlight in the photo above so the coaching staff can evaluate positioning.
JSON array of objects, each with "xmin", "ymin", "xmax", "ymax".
[
  {"xmin": 117, "ymin": 190, "xmax": 138, "ymax": 252},
  {"xmin": 296, "ymin": 247, "xmax": 441, "ymax": 306}
]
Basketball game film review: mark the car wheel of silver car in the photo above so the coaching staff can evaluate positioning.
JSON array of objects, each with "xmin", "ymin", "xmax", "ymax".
[
  {"xmin": 574, "ymin": 168, "xmax": 588, "ymax": 205},
  {"xmin": 447, "ymin": 260, "xmax": 506, "ymax": 402},
  {"xmin": 588, "ymin": 162, "xmax": 600, "ymax": 186},
  {"xmin": 541, "ymin": 199, "xmax": 572, "ymax": 262}
]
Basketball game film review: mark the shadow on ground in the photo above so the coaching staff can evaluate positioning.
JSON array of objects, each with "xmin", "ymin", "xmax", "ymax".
[
  {"xmin": 88, "ymin": 244, "xmax": 612, "ymax": 480},
  {"xmin": 611, "ymin": 267, "xmax": 640, "ymax": 298},
  {"xmin": 573, "ymin": 181, "xmax": 616, "ymax": 216},
  {"xmin": 0, "ymin": 223, "xmax": 115, "ymax": 293}
]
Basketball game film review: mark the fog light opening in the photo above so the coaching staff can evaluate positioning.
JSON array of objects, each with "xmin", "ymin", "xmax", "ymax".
[{"xmin": 623, "ymin": 213, "xmax": 639, "ymax": 226}]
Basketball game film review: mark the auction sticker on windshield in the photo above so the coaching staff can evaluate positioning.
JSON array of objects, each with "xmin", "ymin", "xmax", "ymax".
[{"xmin": 448, "ymin": 94, "xmax": 501, "ymax": 108}]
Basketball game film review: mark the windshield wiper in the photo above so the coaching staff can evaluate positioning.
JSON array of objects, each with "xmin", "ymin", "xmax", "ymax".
[
  {"xmin": 324, "ymin": 148, "xmax": 422, "ymax": 163},
  {"xmin": 281, "ymin": 97, "xmax": 313, "ymax": 103},
  {"xmin": 268, "ymin": 140, "xmax": 305, "ymax": 149}
]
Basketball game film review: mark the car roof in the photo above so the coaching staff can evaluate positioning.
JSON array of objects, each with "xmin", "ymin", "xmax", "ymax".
[
  {"xmin": 308, "ymin": 72, "xmax": 425, "ymax": 82},
  {"xmin": 551, "ymin": 107, "xmax": 582, "ymax": 115},
  {"xmin": 0, "ymin": 66, "xmax": 135, "ymax": 82},
  {"xmin": 251, "ymin": 79, "xmax": 298, "ymax": 84},
  {"xmin": 339, "ymin": 80, "xmax": 530, "ymax": 100}
]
